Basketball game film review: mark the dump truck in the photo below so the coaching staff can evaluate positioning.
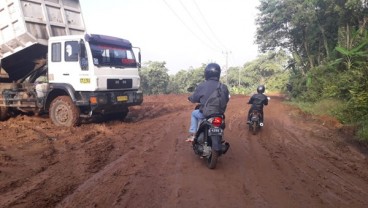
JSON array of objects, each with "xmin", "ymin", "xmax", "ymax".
[{"xmin": 0, "ymin": 0, "xmax": 143, "ymax": 127}]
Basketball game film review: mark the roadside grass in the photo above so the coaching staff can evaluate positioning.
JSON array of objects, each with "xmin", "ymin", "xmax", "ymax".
[
  {"xmin": 288, "ymin": 98, "xmax": 368, "ymax": 142},
  {"xmin": 356, "ymin": 118, "xmax": 368, "ymax": 142}
]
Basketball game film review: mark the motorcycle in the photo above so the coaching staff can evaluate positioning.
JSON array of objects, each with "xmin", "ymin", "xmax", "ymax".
[
  {"xmin": 248, "ymin": 109, "xmax": 263, "ymax": 135},
  {"xmin": 192, "ymin": 111, "xmax": 230, "ymax": 169}
]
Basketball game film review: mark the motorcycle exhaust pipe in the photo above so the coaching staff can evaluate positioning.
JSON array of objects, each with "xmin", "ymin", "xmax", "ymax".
[
  {"xmin": 260, "ymin": 122, "xmax": 264, "ymax": 127},
  {"xmin": 221, "ymin": 142, "xmax": 230, "ymax": 154}
]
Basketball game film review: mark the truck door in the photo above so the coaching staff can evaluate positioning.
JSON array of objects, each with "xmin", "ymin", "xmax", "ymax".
[
  {"xmin": 49, "ymin": 40, "xmax": 93, "ymax": 91},
  {"xmin": 76, "ymin": 39, "xmax": 94, "ymax": 90}
]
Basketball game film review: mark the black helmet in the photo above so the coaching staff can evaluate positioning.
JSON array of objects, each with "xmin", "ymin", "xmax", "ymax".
[
  {"xmin": 257, "ymin": 85, "xmax": 265, "ymax": 93},
  {"xmin": 204, "ymin": 63, "xmax": 221, "ymax": 80}
]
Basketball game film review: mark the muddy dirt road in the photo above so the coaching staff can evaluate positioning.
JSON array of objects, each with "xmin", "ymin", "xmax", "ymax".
[{"xmin": 1, "ymin": 94, "xmax": 368, "ymax": 208}]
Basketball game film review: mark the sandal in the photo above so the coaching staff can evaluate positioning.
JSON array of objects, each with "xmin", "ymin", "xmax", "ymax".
[{"xmin": 185, "ymin": 135, "xmax": 195, "ymax": 142}]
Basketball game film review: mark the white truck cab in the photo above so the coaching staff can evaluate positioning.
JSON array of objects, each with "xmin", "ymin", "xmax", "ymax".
[
  {"xmin": 48, "ymin": 34, "xmax": 141, "ymax": 92},
  {"xmin": 0, "ymin": 0, "xmax": 143, "ymax": 126}
]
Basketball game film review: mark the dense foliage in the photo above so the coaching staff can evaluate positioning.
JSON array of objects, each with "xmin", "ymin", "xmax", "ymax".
[
  {"xmin": 255, "ymin": 0, "xmax": 368, "ymax": 139},
  {"xmin": 140, "ymin": 50, "xmax": 289, "ymax": 96},
  {"xmin": 226, "ymin": 50, "xmax": 290, "ymax": 95},
  {"xmin": 139, "ymin": 61, "xmax": 170, "ymax": 95}
]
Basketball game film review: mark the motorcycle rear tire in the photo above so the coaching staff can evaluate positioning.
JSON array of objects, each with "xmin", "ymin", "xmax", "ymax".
[
  {"xmin": 207, "ymin": 150, "xmax": 219, "ymax": 169},
  {"xmin": 252, "ymin": 122, "xmax": 257, "ymax": 135}
]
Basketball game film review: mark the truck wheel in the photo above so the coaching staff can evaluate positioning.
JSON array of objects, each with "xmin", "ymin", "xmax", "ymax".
[
  {"xmin": 49, "ymin": 96, "xmax": 80, "ymax": 127},
  {"xmin": 0, "ymin": 107, "xmax": 9, "ymax": 121}
]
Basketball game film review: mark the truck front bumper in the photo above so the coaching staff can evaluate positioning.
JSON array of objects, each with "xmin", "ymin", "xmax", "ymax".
[{"xmin": 76, "ymin": 90, "xmax": 143, "ymax": 115}]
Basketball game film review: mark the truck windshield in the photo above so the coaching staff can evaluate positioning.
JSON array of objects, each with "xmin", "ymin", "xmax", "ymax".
[{"xmin": 90, "ymin": 44, "xmax": 137, "ymax": 68}]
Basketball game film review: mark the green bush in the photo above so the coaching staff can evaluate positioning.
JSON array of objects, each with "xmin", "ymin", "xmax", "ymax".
[{"xmin": 291, "ymin": 98, "xmax": 368, "ymax": 141}]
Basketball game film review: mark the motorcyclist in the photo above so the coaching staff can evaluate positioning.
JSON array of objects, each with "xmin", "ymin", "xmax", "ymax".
[
  {"xmin": 247, "ymin": 85, "xmax": 268, "ymax": 124},
  {"xmin": 186, "ymin": 63, "xmax": 230, "ymax": 142}
]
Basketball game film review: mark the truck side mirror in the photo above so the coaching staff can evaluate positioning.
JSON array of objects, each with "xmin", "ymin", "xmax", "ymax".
[
  {"xmin": 138, "ymin": 51, "xmax": 141, "ymax": 68},
  {"xmin": 133, "ymin": 47, "xmax": 141, "ymax": 68}
]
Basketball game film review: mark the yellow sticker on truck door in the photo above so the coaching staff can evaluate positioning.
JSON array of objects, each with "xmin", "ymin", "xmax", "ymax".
[{"xmin": 80, "ymin": 78, "xmax": 90, "ymax": 84}]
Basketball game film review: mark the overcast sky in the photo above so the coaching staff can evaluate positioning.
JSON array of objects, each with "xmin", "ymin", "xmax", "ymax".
[{"xmin": 79, "ymin": 0, "xmax": 260, "ymax": 74}]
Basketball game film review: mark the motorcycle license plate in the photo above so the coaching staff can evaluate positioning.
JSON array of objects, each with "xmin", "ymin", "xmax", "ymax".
[{"xmin": 208, "ymin": 127, "xmax": 223, "ymax": 136}]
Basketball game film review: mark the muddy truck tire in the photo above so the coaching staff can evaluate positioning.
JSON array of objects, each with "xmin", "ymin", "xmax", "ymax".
[
  {"xmin": 0, "ymin": 106, "xmax": 9, "ymax": 121},
  {"xmin": 49, "ymin": 96, "xmax": 80, "ymax": 127}
]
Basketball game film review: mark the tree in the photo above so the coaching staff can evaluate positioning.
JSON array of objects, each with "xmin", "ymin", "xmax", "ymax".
[
  {"xmin": 140, "ymin": 61, "xmax": 170, "ymax": 95},
  {"xmin": 256, "ymin": 0, "xmax": 342, "ymax": 73},
  {"xmin": 226, "ymin": 50, "xmax": 290, "ymax": 94},
  {"xmin": 255, "ymin": 0, "xmax": 368, "ymax": 139}
]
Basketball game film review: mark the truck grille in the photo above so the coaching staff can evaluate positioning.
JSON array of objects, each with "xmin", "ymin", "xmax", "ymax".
[{"xmin": 107, "ymin": 79, "xmax": 132, "ymax": 89}]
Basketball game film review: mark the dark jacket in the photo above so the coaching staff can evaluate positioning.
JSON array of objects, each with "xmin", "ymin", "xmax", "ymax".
[
  {"xmin": 248, "ymin": 93, "xmax": 268, "ymax": 110},
  {"xmin": 188, "ymin": 77, "xmax": 230, "ymax": 112}
]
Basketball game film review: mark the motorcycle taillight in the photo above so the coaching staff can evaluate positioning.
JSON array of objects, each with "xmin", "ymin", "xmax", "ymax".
[{"xmin": 212, "ymin": 117, "xmax": 223, "ymax": 127}]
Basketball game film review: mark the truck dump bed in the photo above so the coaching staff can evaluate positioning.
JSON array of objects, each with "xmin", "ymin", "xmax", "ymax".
[{"xmin": 0, "ymin": 0, "xmax": 85, "ymax": 81}]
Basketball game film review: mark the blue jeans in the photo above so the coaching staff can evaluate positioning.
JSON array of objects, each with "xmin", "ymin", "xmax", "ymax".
[{"xmin": 189, "ymin": 109, "xmax": 205, "ymax": 134}]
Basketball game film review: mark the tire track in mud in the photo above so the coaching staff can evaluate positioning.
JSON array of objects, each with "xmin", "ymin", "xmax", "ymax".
[
  {"xmin": 250, "ymin": 99, "xmax": 368, "ymax": 207},
  {"xmin": 228, "ymin": 116, "xmax": 300, "ymax": 207},
  {"xmin": 2, "ymin": 94, "xmax": 368, "ymax": 208},
  {"xmin": 79, "ymin": 97, "xmax": 251, "ymax": 208},
  {"xmin": 111, "ymin": 111, "xmax": 191, "ymax": 208},
  {"xmin": 56, "ymin": 96, "xmax": 194, "ymax": 208},
  {"xmin": 222, "ymin": 95, "xmax": 368, "ymax": 208}
]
